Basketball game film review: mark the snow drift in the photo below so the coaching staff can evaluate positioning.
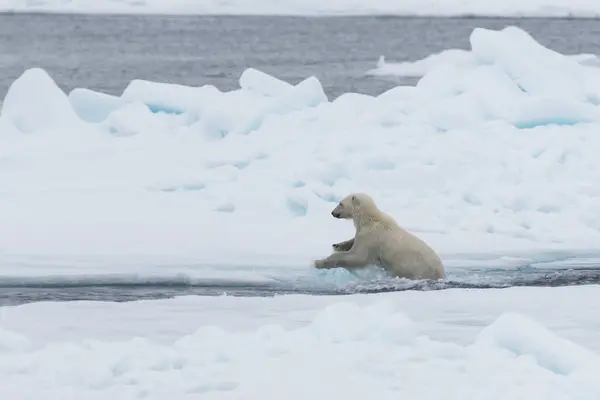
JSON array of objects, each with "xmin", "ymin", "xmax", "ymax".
[{"xmin": 2, "ymin": 288, "xmax": 600, "ymax": 399}]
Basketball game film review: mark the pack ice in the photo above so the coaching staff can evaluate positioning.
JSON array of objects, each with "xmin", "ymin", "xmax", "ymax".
[
  {"xmin": 2, "ymin": 25, "xmax": 600, "ymax": 266},
  {"xmin": 2, "ymin": 287, "xmax": 600, "ymax": 398},
  {"xmin": 2, "ymin": 24, "xmax": 600, "ymax": 400}
]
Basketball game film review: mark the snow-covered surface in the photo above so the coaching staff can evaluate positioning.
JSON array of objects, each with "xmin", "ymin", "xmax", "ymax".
[
  {"xmin": 2, "ymin": 286, "xmax": 600, "ymax": 398},
  {"xmin": 2, "ymin": 24, "xmax": 600, "ymax": 399},
  {"xmin": 3, "ymin": 26, "xmax": 600, "ymax": 282},
  {"xmin": 1, "ymin": 0, "xmax": 599, "ymax": 17}
]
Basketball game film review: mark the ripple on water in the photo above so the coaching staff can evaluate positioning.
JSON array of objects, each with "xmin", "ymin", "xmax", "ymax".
[{"xmin": 1, "ymin": 264, "xmax": 600, "ymax": 306}]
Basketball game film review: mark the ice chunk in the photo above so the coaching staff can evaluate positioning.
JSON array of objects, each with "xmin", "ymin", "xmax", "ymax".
[
  {"xmin": 116, "ymin": 70, "xmax": 326, "ymax": 138},
  {"xmin": 239, "ymin": 67, "xmax": 293, "ymax": 97},
  {"xmin": 121, "ymin": 79, "xmax": 222, "ymax": 116},
  {"xmin": 69, "ymin": 88, "xmax": 125, "ymax": 123},
  {"xmin": 512, "ymin": 98, "xmax": 600, "ymax": 128},
  {"xmin": 368, "ymin": 50, "xmax": 600, "ymax": 79},
  {"xmin": 469, "ymin": 26, "xmax": 600, "ymax": 103},
  {"xmin": 271, "ymin": 75, "xmax": 327, "ymax": 112},
  {"xmin": 405, "ymin": 26, "xmax": 600, "ymax": 128},
  {"xmin": 102, "ymin": 102, "xmax": 157, "ymax": 137},
  {"xmin": 476, "ymin": 312, "xmax": 600, "ymax": 375},
  {"xmin": 119, "ymin": 77, "xmax": 274, "ymax": 138},
  {"xmin": 197, "ymin": 89, "xmax": 273, "ymax": 137},
  {"xmin": 231, "ymin": 75, "xmax": 328, "ymax": 135},
  {"xmin": 0, "ymin": 68, "xmax": 85, "ymax": 134}
]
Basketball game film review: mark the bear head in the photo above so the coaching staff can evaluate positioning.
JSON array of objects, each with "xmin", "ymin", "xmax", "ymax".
[{"xmin": 331, "ymin": 193, "xmax": 375, "ymax": 220}]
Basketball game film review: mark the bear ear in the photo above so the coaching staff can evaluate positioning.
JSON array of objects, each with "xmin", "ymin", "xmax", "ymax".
[{"xmin": 351, "ymin": 195, "xmax": 359, "ymax": 205}]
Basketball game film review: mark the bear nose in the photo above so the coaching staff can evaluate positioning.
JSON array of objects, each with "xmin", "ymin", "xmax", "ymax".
[{"xmin": 332, "ymin": 211, "xmax": 339, "ymax": 217}]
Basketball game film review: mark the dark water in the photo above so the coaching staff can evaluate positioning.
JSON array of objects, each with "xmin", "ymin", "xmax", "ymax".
[
  {"xmin": 2, "ymin": 14, "xmax": 600, "ymax": 99},
  {"xmin": 1, "ymin": 262, "xmax": 600, "ymax": 305},
  {"xmin": 2, "ymin": 14, "xmax": 600, "ymax": 303}
]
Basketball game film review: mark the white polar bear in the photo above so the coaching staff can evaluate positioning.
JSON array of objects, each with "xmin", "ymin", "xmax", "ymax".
[{"xmin": 313, "ymin": 193, "xmax": 445, "ymax": 280}]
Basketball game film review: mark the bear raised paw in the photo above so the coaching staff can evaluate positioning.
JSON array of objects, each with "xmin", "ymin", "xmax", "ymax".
[{"xmin": 315, "ymin": 193, "xmax": 445, "ymax": 280}]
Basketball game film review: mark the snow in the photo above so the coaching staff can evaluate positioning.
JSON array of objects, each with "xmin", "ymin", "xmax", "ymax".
[
  {"xmin": 1, "ymin": 286, "xmax": 600, "ymax": 398},
  {"xmin": 1, "ymin": 0, "xmax": 600, "ymax": 17},
  {"xmin": 2, "ymin": 25, "xmax": 600, "ymax": 285}
]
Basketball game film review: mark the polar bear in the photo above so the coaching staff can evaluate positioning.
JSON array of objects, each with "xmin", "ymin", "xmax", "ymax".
[{"xmin": 313, "ymin": 193, "xmax": 445, "ymax": 280}]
